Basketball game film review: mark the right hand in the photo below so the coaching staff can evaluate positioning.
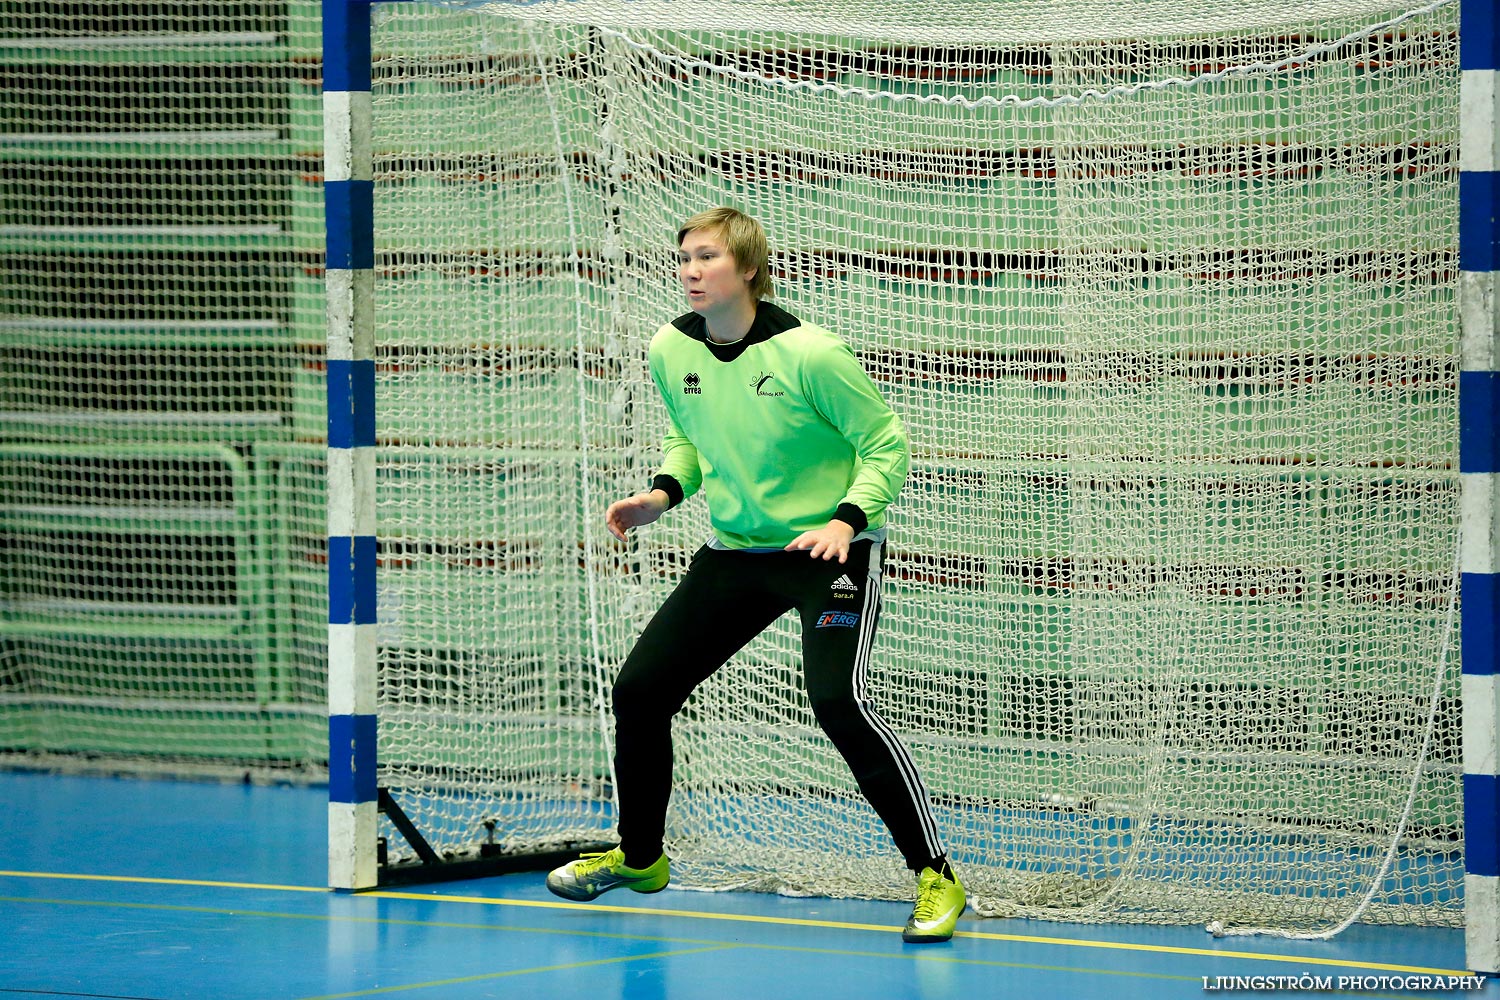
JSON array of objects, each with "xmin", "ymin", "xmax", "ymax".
[{"xmin": 604, "ymin": 490, "xmax": 670, "ymax": 542}]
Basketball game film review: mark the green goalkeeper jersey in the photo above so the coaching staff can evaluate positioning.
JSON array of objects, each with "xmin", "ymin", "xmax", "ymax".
[{"xmin": 647, "ymin": 301, "xmax": 910, "ymax": 550}]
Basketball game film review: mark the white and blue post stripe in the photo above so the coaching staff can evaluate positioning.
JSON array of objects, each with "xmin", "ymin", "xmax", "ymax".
[
  {"xmin": 325, "ymin": 0, "xmax": 378, "ymax": 892},
  {"xmin": 1463, "ymin": 0, "xmax": 1500, "ymax": 974}
]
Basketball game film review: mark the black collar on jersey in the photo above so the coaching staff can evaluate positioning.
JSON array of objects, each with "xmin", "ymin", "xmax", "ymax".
[{"xmin": 670, "ymin": 300, "xmax": 801, "ymax": 363}]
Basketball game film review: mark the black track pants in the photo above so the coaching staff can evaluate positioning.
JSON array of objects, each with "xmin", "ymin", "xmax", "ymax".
[{"xmin": 610, "ymin": 538, "xmax": 947, "ymax": 872}]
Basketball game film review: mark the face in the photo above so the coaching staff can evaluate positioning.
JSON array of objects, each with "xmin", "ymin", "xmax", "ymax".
[{"xmin": 677, "ymin": 229, "xmax": 756, "ymax": 318}]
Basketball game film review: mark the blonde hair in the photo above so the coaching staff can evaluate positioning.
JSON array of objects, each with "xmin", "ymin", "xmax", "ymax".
[{"xmin": 676, "ymin": 207, "xmax": 774, "ymax": 300}]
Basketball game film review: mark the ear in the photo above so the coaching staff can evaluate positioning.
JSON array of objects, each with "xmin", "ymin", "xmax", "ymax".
[{"xmin": 742, "ymin": 267, "xmax": 757, "ymax": 284}]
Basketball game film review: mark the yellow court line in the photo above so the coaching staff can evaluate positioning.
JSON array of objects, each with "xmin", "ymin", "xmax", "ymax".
[
  {"xmin": 367, "ymin": 889, "xmax": 1475, "ymax": 977},
  {"xmin": 0, "ymin": 893, "xmax": 1202, "ymax": 986},
  {"xmin": 0, "ymin": 869, "xmax": 327, "ymax": 894},
  {"xmin": 0, "ymin": 869, "xmax": 1474, "ymax": 978}
]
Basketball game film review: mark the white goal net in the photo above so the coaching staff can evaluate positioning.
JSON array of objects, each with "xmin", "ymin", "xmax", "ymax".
[{"xmin": 364, "ymin": 0, "xmax": 1461, "ymax": 930}]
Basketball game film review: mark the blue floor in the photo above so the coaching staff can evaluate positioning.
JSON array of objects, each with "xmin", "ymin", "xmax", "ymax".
[{"xmin": 0, "ymin": 771, "xmax": 1489, "ymax": 999}]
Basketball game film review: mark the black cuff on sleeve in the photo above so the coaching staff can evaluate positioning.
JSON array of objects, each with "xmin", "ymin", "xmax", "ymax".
[
  {"xmin": 833, "ymin": 502, "xmax": 868, "ymax": 535},
  {"xmin": 651, "ymin": 474, "xmax": 684, "ymax": 510}
]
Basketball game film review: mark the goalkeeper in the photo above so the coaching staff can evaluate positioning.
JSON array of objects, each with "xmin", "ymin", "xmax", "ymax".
[{"xmin": 546, "ymin": 207, "xmax": 965, "ymax": 944}]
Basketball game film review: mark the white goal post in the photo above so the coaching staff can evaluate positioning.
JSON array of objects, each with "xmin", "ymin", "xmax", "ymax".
[{"xmin": 321, "ymin": 0, "xmax": 1500, "ymax": 964}]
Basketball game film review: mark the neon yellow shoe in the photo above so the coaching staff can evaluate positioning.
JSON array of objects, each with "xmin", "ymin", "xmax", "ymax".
[
  {"xmin": 545, "ymin": 848, "xmax": 669, "ymax": 901},
  {"xmin": 903, "ymin": 866, "xmax": 965, "ymax": 943}
]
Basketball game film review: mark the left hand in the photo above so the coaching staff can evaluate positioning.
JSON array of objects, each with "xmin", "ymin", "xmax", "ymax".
[{"xmin": 784, "ymin": 519, "xmax": 856, "ymax": 563}]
